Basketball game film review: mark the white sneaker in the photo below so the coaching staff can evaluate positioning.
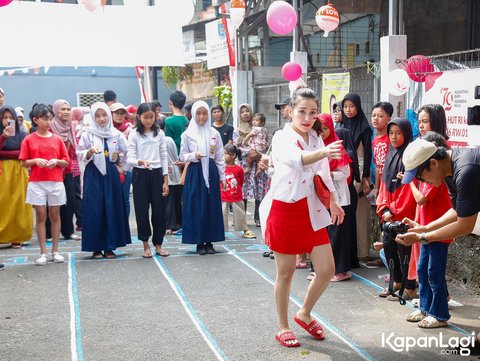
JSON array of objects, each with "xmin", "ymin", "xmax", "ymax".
[
  {"xmin": 35, "ymin": 254, "xmax": 48, "ymax": 266},
  {"xmin": 52, "ymin": 252, "xmax": 65, "ymax": 263}
]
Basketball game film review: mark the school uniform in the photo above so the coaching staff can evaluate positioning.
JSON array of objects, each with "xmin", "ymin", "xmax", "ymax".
[
  {"xmin": 179, "ymin": 101, "xmax": 225, "ymax": 245},
  {"xmin": 259, "ymin": 124, "xmax": 334, "ymax": 254},
  {"xmin": 77, "ymin": 103, "xmax": 131, "ymax": 253}
]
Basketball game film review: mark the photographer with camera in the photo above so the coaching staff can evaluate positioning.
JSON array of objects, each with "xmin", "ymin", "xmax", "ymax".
[{"xmin": 376, "ymin": 119, "xmax": 418, "ymax": 301}]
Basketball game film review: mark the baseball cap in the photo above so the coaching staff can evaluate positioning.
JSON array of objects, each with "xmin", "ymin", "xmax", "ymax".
[
  {"xmin": 110, "ymin": 102, "xmax": 127, "ymax": 113},
  {"xmin": 274, "ymin": 97, "xmax": 291, "ymax": 110},
  {"xmin": 401, "ymin": 138, "xmax": 437, "ymax": 184},
  {"xmin": 15, "ymin": 106, "xmax": 25, "ymax": 118}
]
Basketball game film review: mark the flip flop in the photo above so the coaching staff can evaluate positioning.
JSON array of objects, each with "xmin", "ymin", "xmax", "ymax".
[
  {"xmin": 294, "ymin": 314, "xmax": 325, "ymax": 340},
  {"xmin": 275, "ymin": 330, "xmax": 300, "ymax": 348},
  {"xmin": 11, "ymin": 243, "xmax": 22, "ymax": 249},
  {"xmin": 156, "ymin": 249, "xmax": 170, "ymax": 257},
  {"xmin": 142, "ymin": 251, "xmax": 153, "ymax": 258}
]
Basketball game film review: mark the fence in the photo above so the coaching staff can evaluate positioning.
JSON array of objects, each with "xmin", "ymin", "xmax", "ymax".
[
  {"xmin": 254, "ymin": 48, "xmax": 480, "ymax": 137},
  {"xmin": 254, "ymin": 64, "xmax": 377, "ymax": 137}
]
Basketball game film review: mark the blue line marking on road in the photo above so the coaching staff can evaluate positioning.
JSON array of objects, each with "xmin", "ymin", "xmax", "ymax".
[
  {"xmin": 223, "ymin": 245, "xmax": 377, "ymax": 361},
  {"xmin": 71, "ymin": 253, "xmax": 84, "ymax": 361},
  {"xmin": 153, "ymin": 255, "xmax": 230, "ymax": 361}
]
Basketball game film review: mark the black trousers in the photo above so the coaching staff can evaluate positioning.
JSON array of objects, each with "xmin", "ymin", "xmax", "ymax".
[
  {"xmin": 74, "ymin": 175, "xmax": 82, "ymax": 228},
  {"xmin": 132, "ymin": 168, "xmax": 166, "ymax": 246},
  {"xmin": 165, "ymin": 184, "xmax": 183, "ymax": 230},
  {"xmin": 382, "ymin": 232, "xmax": 416, "ymax": 290},
  {"xmin": 46, "ymin": 173, "xmax": 75, "ymax": 239}
]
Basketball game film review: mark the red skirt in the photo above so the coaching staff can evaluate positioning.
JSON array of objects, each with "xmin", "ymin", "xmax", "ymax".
[{"xmin": 265, "ymin": 197, "xmax": 330, "ymax": 255}]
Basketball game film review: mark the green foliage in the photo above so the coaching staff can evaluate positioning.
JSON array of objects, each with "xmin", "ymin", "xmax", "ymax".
[{"xmin": 211, "ymin": 85, "xmax": 232, "ymax": 115}]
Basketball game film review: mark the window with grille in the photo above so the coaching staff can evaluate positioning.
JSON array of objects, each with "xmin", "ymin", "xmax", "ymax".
[{"xmin": 77, "ymin": 93, "xmax": 104, "ymax": 107}]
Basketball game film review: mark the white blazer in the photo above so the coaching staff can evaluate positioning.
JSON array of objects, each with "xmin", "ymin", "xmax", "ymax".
[{"xmin": 259, "ymin": 124, "xmax": 335, "ymax": 235}]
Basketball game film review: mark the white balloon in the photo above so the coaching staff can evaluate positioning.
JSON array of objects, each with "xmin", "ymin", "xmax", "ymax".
[{"xmin": 387, "ymin": 69, "xmax": 410, "ymax": 96}]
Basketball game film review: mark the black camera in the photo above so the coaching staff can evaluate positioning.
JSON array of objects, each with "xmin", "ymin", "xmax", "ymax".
[{"xmin": 381, "ymin": 221, "xmax": 409, "ymax": 239}]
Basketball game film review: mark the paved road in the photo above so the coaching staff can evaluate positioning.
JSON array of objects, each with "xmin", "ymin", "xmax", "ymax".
[{"xmin": 1, "ymin": 207, "xmax": 479, "ymax": 361}]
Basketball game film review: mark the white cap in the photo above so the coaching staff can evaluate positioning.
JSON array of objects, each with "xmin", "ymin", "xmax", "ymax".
[
  {"xmin": 109, "ymin": 102, "xmax": 127, "ymax": 113},
  {"xmin": 401, "ymin": 138, "xmax": 438, "ymax": 184}
]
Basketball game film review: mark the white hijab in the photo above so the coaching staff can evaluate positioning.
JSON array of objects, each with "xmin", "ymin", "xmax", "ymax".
[
  {"xmin": 183, "ymin": 101, "xmax": 212, "ymax": 188},
  {"xmin": 82, "ymin": 102, "xmax": 119, "ymax": 175}
]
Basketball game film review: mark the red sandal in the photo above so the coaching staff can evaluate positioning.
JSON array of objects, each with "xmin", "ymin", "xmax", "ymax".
[
  {"xmin": 294, "ymin": 314, "xmax": 325, "ymax": 340},
  {"xmin": 275, "ymin": 330, "xmax": 300, "ymax": 347}
]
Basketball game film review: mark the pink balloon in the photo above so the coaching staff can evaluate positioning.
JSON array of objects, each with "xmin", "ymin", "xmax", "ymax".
[
  {"xmin": 404, "ymin": 55, "xmax": 434, "ymax": 83},
  {"xmin": 0, "ymin": 0, "xmax": 13, "ymax": 7},
  {"xmin": 266, "ymin": 1, "xmax": 298, "ymax": 35},
  {"xmin": 282, "ymin": 62, "xmax": 302, "ymax": 82}
]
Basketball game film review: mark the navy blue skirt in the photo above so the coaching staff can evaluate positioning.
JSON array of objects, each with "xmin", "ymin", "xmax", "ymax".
[
  {"xmin": 81, "ymin": 159, "xmax": 131, "ymax": 252},
  {"xmin": 182, "ymin": 160, "xmax": 225, "ymax": 244}
]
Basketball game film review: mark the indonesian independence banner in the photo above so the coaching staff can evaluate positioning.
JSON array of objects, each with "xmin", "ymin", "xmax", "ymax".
[
  {"xmin": 423, "ymin": 69, "xmax": 480, "ymax": 146},
  {"xmin": 321, "ymin": 73, "xmax": 350, "ymax": 118}
]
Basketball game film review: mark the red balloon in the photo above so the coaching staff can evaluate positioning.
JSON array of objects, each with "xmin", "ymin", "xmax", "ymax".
[
  {"xmin": 404, "ymin": 55, "xmax": 434, "ymax": 83},
  {"xmin": 0, "ymin": 0, "xmax": 14, "ymax": 7}
]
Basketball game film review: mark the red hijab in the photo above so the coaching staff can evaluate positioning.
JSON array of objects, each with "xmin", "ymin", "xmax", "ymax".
[{"xmin": 315, "ymin": 113, "xmax": 352, "ymax": 171}]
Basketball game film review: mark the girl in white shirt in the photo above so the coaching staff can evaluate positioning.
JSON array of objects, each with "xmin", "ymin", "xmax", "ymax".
[
  {"xmin": 259, "ymin": 88, "xmax": 344, "ymax": 348},
  {"xmin": 127, "ymin": 102, "xmax": 169, "ymax": 258},
  {"xmin": 180, "ymin": 101, "xmax": 226, "ymax": 255}
]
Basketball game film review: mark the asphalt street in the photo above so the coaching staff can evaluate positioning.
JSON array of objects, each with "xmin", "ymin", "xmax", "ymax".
[{"xmin": 1, "ymin": 203, "xmax": 479, "ymax": 361}]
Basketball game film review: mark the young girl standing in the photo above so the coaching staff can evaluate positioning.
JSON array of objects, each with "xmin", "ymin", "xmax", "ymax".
[
  {"xmin": 376, "ymin": 118, "xmax": 417, "ymax": 300},
  {"xmin": 259, "ymin": 88, "xmax": 344, "ymax": 347},
  {"xmin": 317, "ymin": 113, "xmax": 354, "ymax": 282},
  {"xmin": 77, "ymin": 102, "xmax": 130, "ymax": 259},
  {"xmin": 180, "ymin": 101, "xmax": 226, "ymax": 255},
  {"xmin": 19, "ymin": 104, "xmax": 69, "ymax": 265},
  {"xmin": 127, "ymin": 102, "xmax": 169, "ymax": 258},
  {"xmin": 222, "ymin": 144, "xmax": 256, "ymax": 239}
]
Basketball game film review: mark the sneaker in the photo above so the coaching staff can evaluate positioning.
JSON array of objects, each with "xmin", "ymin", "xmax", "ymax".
[
  {"xmin": 205, "ymin": 243, "xmax": 216, "ymax": 254},
  {"xmin": 35, "ymin": 254, "xmax": 48, "ymax": 266},
  {"xmin": 70, "ymin": 234, "xmax": 81, "ymax": 241},
  {"xmin": 52, "ymin": 252, "xmax": 65, "ymax": 263},
  {"xmin": 330, "ymin": 272, "xmax": 352, "ymax": 282},
  {"xmin": 0, "ymin": 263, "xmax": 4, "ymax": 270},
  {"xmin": 196, "ymin": 244, "xmax": 206, "ymax": 256}
]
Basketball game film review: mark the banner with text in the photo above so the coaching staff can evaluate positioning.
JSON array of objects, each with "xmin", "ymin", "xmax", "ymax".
[
  {"xmin": 321, "ymin": 73, "xmax": 350, "ymax": 118},
  {"xmin": 423, "ymin": 69, "xmax": 480, "ymax": 146}
]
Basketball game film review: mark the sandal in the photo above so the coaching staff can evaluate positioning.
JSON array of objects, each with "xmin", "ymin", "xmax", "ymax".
[
  {"xmin": 142, "ymin": 250, "xmax": 153, "ymax": 258},
  {"xmin": 242, "ymin": 230, "xmax": 257, "ymax": 239},
  {"xmin": 379, "ymin": 286, "xmax": 400, "ymax": 298},
  {"xmin": 165, "ymin": 229, "xmax": 172, "ymax": 235},
  {"xmin": 155, "ymin": 249, "xmax": 170, "ymax": 257},
  {"xmin": 418, "ymin": 316, "xmax": 448, "ymax": 328},
  {"xmin": 92, "ymin": 251, "xmax": 103, "ymax": 259},
  {"xmin": 275, "ymin": 330, "xmax": 300, "ymax": 348},
  {"xmin": 295, "ymin": 261, "xmax": 308, "ymax": 269},
  {"xmin": 11, "ymin": 243, "xmax": 22, "ymax": 249},
  {"xmin": 104, "ymin": 251, "xmax": 116, "ymax": 259},
  {"xmin": 294, "ymin": 314, "xmax": 325, "ymax": 340},
  {"xmin": 263, "ymin": 251, "xmax": 271, "ymax": 257},
  {"xmin": 406, "ymin": 310, "xmax": 426, "ymax": 322}
]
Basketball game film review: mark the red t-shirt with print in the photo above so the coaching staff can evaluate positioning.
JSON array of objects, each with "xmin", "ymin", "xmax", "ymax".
[
  {"xmin": 221, "ymin": 164, "xmax": 244, "ymax": 203},
  {"xmin": 372, "ymin": 133, "xmax": 389, "ymax": 176},
  {"xmin": 19, "ymin": 132, "xmax": 70, "ymax": 182}
]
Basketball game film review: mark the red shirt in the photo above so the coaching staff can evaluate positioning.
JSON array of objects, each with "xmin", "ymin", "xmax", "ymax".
[
  {"xmin": 417, "ymin": 181, "xmax": 453, "ymax": 244},
  {"xmin": 376, "ymin": 180, "xmax": 416, "ymax": 222},
  {"xmin": 221, "ymin": 164, "xmax": 244, "ymax": 202},
  {"xmin": 372, "ymin": 133, "xmax": 389, "ymax": 176},
  {"xmin": 19, "ymin": 132, "xmax": 70, "ymax": 182}
]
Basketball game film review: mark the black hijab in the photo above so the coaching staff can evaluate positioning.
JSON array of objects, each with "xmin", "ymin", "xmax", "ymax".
[
  {"xmin": 0, "ymin": 105, "xmax": 26, "ymax": 151},
  {"xmin": 335, "ymin": 127, "xmax": 360, "ymax": 183},
  {"xmin": 341, "ymin": 93, "xmax": 370, "ymax": 147},
  {"xmin": 382, "ymin": 118, "xmax": 413, "ymax": 193}
]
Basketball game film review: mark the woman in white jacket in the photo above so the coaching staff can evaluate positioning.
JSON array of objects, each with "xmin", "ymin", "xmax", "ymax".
[{"xmin": 259, "ymin": 88, "xmax": 344, "ymax": 348}]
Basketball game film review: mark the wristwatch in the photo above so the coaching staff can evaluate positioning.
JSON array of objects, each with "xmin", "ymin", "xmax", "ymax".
[{"xmin": 420, "ymin": 232, "xmax": 428, "ymax": 245}]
